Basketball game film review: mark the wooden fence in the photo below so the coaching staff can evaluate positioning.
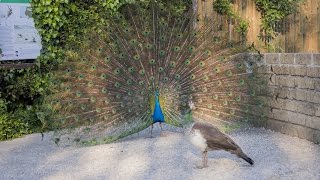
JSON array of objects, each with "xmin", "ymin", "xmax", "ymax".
[{"xmin": 197, "ymin": 0, "xmax": 320, "ymax": 52}]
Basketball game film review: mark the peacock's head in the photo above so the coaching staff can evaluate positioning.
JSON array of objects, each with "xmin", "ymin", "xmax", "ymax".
[{"xmin": 155, "ymin": 89, "xmax": 159, "ymax": 98}]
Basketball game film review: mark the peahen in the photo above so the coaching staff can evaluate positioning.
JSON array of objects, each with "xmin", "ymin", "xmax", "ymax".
[
  {"xmin": 49, "ymin": 2, "xmax": 265, "ymax": 145},
  {"xmin": 185, "ymin": 101, "xmax": 254, "ymax": 168}
]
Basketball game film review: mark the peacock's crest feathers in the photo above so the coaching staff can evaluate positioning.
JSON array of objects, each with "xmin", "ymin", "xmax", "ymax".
[{"xmin": 48, "ymin": 2, "xmax": 266, "ymax": 145}]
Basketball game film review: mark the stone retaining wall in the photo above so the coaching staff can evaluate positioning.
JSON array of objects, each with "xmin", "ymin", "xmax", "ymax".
[{"xmin": 261, "ymin": 53, "xmax": 320, "ymax": 144}]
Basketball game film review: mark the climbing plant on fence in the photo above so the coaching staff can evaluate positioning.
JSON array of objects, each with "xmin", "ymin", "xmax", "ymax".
[
  {"xmin": 254, "ymin": 0, "xmax": 300, "ymax": 45},
  {"xmin": 211, "ymin": 0, "xmax": 300, "ymax": 50}
]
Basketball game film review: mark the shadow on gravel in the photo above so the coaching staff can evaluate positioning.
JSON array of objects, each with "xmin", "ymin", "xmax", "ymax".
[{"xmin": 0, "ymin": 126, "xmax": 319, "ymax": 179}]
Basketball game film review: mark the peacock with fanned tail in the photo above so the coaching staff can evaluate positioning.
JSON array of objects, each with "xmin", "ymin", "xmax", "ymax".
[{"xmin": 49, "ymin": 2, "xmax": 266, "ymax": 146}]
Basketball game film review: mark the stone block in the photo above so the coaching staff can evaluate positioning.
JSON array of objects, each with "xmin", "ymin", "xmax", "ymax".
[
  {"xmin": 314, "ymin": 130, "xmax": 320, "ymax": 144},
  {"xmin": 272, "ymin": 108, "xmax": 288, "ymax": 121},
  {"xmin": 280, "ymin": 53, "xmax": 295, "ymax": 64},
  {"xmin": 315, "ymin": 79, "xmax": 320, "ymax": 91},
  {"xmin": 276, "ymin": 87, "xmax": 288, "ymax": 99},
  {"xmin": 306, "ymin": 67, "xmax": 320, "ymax": 78},
  {"xmin": 256, "ymin": 65, "xmax": 271, "ymax": 74},
  {"xmin": 265, "ymin": 53, "xmax": 279, "ymax": 64},
  {"xmin": 267, "ymin": 98, "xmax": 284, "ymax": 109},
  {"xmin": 289, "ymin": 66, "xmax": 307, "ymax": 76},
  {"xmin": 266, "ymin": 119, "xmax": 316, "ymax": 143},
  {"xmin": 296, "ymin": 126, "xmax": 314, "ymax": 142},
  {"xmin": 283, "ymin": 99, "xmax": 298, "ymax": 112},
  {"xmin": 276, "ymin": 76, "xmax": 295, "ymax": 88},
  {"xmin": 295, "ymin": 101, "xmax": 315, "ymax": 116},
  {"xmin": 306, "ymin": 91, "xmax": 320, "ymax": 104},
  {"xmin": 283, "ymin": 123, "xmax": 300, "ymax": 137},
  {"xmin": 294, "ymin": 89, "xmax": 307, "ymax": 101},
  {"xmin": 313, "ymin": 53, "xmax": 320, "ymax": 66},
  {"xmin": 274, "ymin": 87, "xmax": 294, "ymax": 100},
  {"xmin": 287, "ymin": 89, "xmax": 296, "ymax": 99},
  {"xmin": 294, "ymin": 77, "xmax": 315, "ymax": 89},
  {"xmin": 267, "ymin": 75, "xmax": 276, "ymax": 86},
  {"xmin": 287, "ymin": 111, "xmax": 306, "ymax": 126},
  {"xmin": 305, "ymin": 116, "xmax": 320, "ymax": 130},
  {"xmin": 295, "ymin": 53, "xmax": 312, "ymax": 65},
  {"xmin": 266, "ymin": 119, "xmax": 286, "ymax": 133},
  {"xmin": 271, "ymin": 65, "xmax": 290, "ymax": 75},
  {"xmin": 315, "ymin": 106, "xmax": 320, "ymax": 117}
]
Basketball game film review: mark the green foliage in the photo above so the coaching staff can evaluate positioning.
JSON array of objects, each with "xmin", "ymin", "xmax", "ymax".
[
  {"xmin": 0, "ymin": 99, "xmax": 7, "ymax": 114},
  {"xmin": 213, "ymin": 0, "xmax": 249, "ymax": 38},
  {"xmin": 213, "ymin": 0, "xmax": 233, "ymax": 16},
  {"xmin": 0, "ymin": 114, "xmax": 31, "ymax": 141},
  {"xmin": 255, "ymin": 0, "xmax": 299, "ymax": 44},
  {"xmin": 0, "ymin": 68, "xmax": 50, "ymax": 109},
  {"xmin": 235, "ymin": 20, "xmax": 249, "ymax": 37},
  {"xmin": 0, "ymin": 67, "xmax": 52, "ymax": 133},
  {"xmin": 31, "ymin": 0, "xmax": 135, "ymax": 55}
]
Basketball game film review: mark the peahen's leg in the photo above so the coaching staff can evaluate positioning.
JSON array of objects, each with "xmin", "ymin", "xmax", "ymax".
[
  {"xmin": 203, "ymin": 150, "xmax": 208, "ymax": 168},
  {"xmin": 197, "ymin": 150, "xmax": 209, "ymax": 169}
]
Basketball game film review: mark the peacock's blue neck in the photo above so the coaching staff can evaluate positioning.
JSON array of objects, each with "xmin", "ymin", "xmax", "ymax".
[{"xmin": 152, "ymin": 93, "xmax": 164, "ymax": 123}]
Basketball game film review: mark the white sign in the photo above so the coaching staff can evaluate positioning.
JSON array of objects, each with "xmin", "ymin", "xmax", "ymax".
[{"xmin": 0, "ymin": 3, "xmax": 42, "ymax": 61}]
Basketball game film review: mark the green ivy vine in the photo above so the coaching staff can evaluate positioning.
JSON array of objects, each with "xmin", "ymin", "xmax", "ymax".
[
  {"xmin": 212, "ymin": 0, "xmax": 300, "ymax": 47},
  {"xmin": 255, "ymin": 0, "xmax": 299, "ymax": 44},
  {"xmin": 213, "ymin": 0, "xmax": 249, "ymax": 39}
]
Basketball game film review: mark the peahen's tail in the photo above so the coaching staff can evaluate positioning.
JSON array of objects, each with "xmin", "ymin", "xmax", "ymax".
[{"xmin": 238, "ymin": 151, "xmax": 254, "ymax": 165}]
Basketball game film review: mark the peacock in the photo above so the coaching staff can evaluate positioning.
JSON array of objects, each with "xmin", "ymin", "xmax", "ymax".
[{"xmin": 48, "ymin": 1, "xmax": 266, "ymax": 146}]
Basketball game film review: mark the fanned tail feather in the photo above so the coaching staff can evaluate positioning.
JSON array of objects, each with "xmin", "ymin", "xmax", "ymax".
[{"xmin": 48, "ymin": 2, "xmax": 266, "ymax": 145}]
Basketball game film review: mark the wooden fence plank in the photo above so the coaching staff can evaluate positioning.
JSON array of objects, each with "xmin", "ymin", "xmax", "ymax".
[{"xmin": 197, "ymin": 0, "xmax": 320, "ymax": 52}]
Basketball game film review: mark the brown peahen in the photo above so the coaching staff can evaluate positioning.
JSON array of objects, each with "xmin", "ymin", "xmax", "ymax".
[
  {"xmin": 48, "ymin": 2, "xmax": 265, "ymax": 147},
  {"xmin": 185, "ymin": 101, "xmax": 254, "ymax": 168}
]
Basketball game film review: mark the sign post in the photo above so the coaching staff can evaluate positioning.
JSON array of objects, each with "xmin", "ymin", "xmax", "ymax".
[{"xmin": 0, "ymin": 0, "xmax": 42, "ymax": 61}]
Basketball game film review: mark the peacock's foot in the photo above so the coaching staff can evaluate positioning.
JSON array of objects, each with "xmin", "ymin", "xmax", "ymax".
[{"xmin": 195, "ymin": 165, "xmax": 208, "ymax": 169}]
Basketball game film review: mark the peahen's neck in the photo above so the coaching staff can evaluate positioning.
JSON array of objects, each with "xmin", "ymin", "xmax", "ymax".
[{"xmin": 182, "ymin": 119, "xmax": 195, "ymax": 134}]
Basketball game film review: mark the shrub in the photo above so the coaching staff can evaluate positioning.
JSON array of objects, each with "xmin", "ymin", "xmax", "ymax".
[{"xmin": 0, "ymin": 114, "xmax": 31, "ymax": 141}]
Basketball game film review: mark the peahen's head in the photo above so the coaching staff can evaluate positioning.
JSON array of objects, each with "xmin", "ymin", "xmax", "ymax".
[
  {"xmin": 181, "ymin": 100, "xmax": 196, "ymax": 133},
  {"xmin": 188, "ymin": 100, "xmax": 195, "ymax": 110}
]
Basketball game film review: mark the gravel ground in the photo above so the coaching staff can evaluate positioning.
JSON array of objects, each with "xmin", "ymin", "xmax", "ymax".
[{"xmin": 0, "ymin": 125, "xmax": 319, "ymax": 180}]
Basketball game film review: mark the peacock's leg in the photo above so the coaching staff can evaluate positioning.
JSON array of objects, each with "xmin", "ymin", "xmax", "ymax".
[
  {"xmin": 159, "ymin": 122, "xmax": 163, "ymax": 131},
  {"xmin": 150, "ymin": 124, "xmax": 154, "ymax": 138}
]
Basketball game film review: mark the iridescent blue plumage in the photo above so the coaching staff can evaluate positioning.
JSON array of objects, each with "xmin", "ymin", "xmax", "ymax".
[
  {"xmin": 150, "ymin": 91, "xmax": 164, "ymax": 137},
  {"xmin": 152, "ymin": 91, "xmax": 164, "ymax": 123}
]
